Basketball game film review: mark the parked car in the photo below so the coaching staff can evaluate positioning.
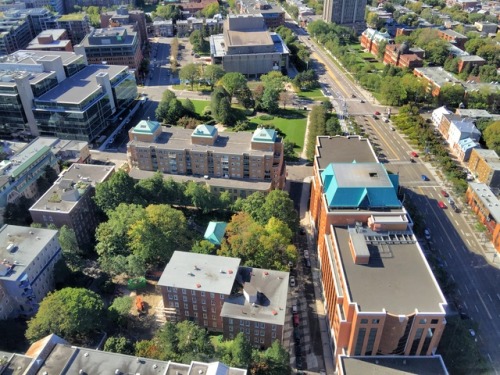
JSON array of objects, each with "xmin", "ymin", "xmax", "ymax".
[
  {"xmin": 360, "ymin": 99, "xmax": 365, "ymax": 103},
  {"xmin": 424, "ymin": 228, "xmax": 431, "ymax": 240},
  {"xmin": 441, "ymin": 190, "xmax": 449, "ymax": 197},
  {"xmin": 304, "ymin": 258, "xmax": 311, "ymax": 268},
  {"xmin": 438, "ymin": 201, "xmax": 447, "ymax": 209},
  {"xmin": 374, "ymin": 111, "xmax": 381, "ymax": 115},
  {"xmin": 289, "ymin": 276, "xmax": 296, "ymax": 287},
  {"xmin": 303, "ymin": 250, "xmax": 310, "ymax": 259},
  {"xmin": 469, "ymin": 329, "xmax": 476, "ymax": 337},
  {"xmin": 292, "ymin": 302, "xmax": 299, "ymax": 314},
  {"xmin": 421, "ymin": 175, "xmax": 429, "ymax": 181},
  {"xmin": 293, "ymin": 313, "xmax": 300, "ymax": 327},
  {"xmin": 411, "ymin": 151, "xmax": 419, "ymax": 157}
]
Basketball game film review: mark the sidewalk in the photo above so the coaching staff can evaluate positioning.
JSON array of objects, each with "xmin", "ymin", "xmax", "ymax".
[{"xmin": 299, "ymin": 177, "xmax": 336, "ymax": 375}]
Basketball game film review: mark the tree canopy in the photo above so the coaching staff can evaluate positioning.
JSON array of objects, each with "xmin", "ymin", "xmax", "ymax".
[
  {"xmin": 94, "ymin": 170, "xmax": 143, "ymax": 214},
  {"xmin": 26, "ymin": 288, "xmax": 105, "ymax": 342}
]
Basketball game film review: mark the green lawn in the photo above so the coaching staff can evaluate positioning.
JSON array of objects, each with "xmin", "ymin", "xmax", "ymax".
[
  {"xmin": 297, "ymin": 88, "xmax": 327, "ymax": 101},
  {"xmin": 181, "ymin": 99, "xmax": 210, "ymax": 115}
]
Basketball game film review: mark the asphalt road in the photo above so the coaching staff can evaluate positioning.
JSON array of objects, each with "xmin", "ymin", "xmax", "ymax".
[{"xmin": 288, "ymin": 24, "xmax": 500, "ymax": 370}]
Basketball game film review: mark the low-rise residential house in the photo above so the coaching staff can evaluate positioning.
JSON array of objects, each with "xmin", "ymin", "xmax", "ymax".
[
  {"xmin": 474, "ymin": 21, "xmax": 498, "ymax": 34},
  {"xmin": 383, "ymin": 42, "xmax": 424, "ymax": 69},
  {"xmin": 153, "ymin": 18, "xmax": 174, "ymax": 37},
  {"xmin": 0, "ymin": 225, "xmax": 61, "ymax": 320},
  {"xmin": 466, "ymin": 183, "xmax": 500, "ymax": 253},
  {"xmin": 446, "ymin": 116, "xmax": 481, "ymax": 148},
  {"xmin": 455, "ymin": 109, "xmax": 500, "ymax": 122},
  {"xmin": 468, "ymin": 149, "xmax": 500, "ymax": 189},
  {"xmin": 158, "ymin": 251, "xmax": 289, "ymax": 348},
  {"xmin": 454, "ymin": 138, "xmax": 481, "ymax": 162},
  {"xmin": 432, "ymin": 106, "xmax": 452, "ymax": 127},
  {"xmin": 29, "ymin": 164, "xmax": 114, "ymax": 249}
]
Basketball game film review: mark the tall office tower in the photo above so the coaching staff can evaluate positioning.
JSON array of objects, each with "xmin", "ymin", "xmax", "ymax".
[{"xmin": 323, "ymin": 0, "xmax": 367, "ymax": 31}]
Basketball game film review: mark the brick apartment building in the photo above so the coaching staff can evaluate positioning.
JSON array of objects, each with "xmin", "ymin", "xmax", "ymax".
[
  {"xmin": 457, "ymin": 55, "xmax": 486, "ymax": 73},
  {"xmin": 309, "ymin": 136, "xmax": 447, "ymax": 360},
  {"xmin": 383, "ymin": 42, "xmax": 424, "ymax": 69},
  {"xmin": 413, "ymin": 67, "xmax": 462, "ymax": 97},
  {"xmin": 127, "ymin": 121, "xmax": 285, "ymax": 199},
  {"xmin": 29, "ymin": 164, "xmax": 114, "ymax": 249},
  {"xmin": 237, "ymin": 0, "xmax": 285, "ymax": 29},
  {"xmin": 468, "ymin": 148, "xmax": 500, "ymax": 190},
  {"xmin": 437, "ymin": 29, "xmax": 468, "ymax": 49},
  {"xmin": 27, "ymin": 29, "xmax": 73, "ymax": 52},
  {"xmin": 158, "ymin": 252, "xmax": 289, "ymax": 348},
  {"xmin": 466, "ymin": 183, "xmax": 500, "ymax": 253},
  {"xmin": 100, "ymin": 6, "xmax": 148, "ymax": 46}
]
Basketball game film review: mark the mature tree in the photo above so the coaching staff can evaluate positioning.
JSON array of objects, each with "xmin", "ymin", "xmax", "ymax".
[
  {"xmin": 104, "ymin": 336, "xmax": 134, "ymax": 355},
  {"xmin": 211, "ymin": 86, "xmax": 233, "ymax": 124},
  {"xmin": 26, "ymin": 288, "xmax": 105, "ymax": 342},
  {"xmin": 128, "ymin": 204, "xmax": 188, "ymax": 267},
  {"xmin": 184, "ymin": 181, "xmax": 217, "ymax": 212},
  {"xmin": 136, "ymin": 172, "xmax": 169, "ymax": 205},
  {"xmin": 219, "ymin": 212, "xmax": 297, "ymax": 270},
  {"xmin": 189, "ymin": 30, "xmax": 209, "ymax": 53},
  {"xmin": 326, "ymin": 116, "xmax": 341, "ymax": 135},
  {"xmin": 476, "ymin": 43, "xmax": 499, "ymax": 65},
  {"xmin": 293, "ymin": 70, "xmax": 319, "ymax": 90},
  {"xmin": 94, "ymin": 170, "xmax": 142, "ymax": 214},
  {"xmin": 220, "ymin": 72, "xmax": 247, "ymax": 101},
  {"xmin": 483, "ymin": 121, "xmax": 500, "ymax": 155},
  {"xmin": 380, "ymin": 76, "xmax": 407, "ymax": 106},
  {"xmin": 191, "ymin": 240, "xmax": 217, "ymax": 254},
  {"xmin": 202, "ymin": 64, "xmax": 225, "ymax": 90},
  {"xmin": 108, "ymin": 296, "xmax": 133, "ymax": 327},
  {"xmin": 366, "ymin": 12, "xmax": 384, "ymax": 29},
  {"xmin": 439, "ymin": 83, "xmax": 465, "ymax": 108},
  {"xmin": 156, "ymin": 89, "xmax": 184, "ymax": 124},
  {"xmin": 444, "ymin": 57, "xmax": 459, "ymax": 74},
  {"xmin": 251, "ymin": 341, "xmax": 290, "ymax": 375},
  {"xmin": 179, "ymin": 63, "xmax": 201, "ymax": 91},
  {"xmin": 3, "ymin": 196, "xmax": 33, "ymax": 226},
  {"xmin": 216, "ymin": 333, "xmax": 253, "ymax": 368},
  {"xmin": 201, "ymin": 2, "xmax": 220, "ymax": 17},
  {"xmin": 58, "ymin": 225, "xmax": 84, "ymax": 270},
  {"xmin": 153, "ymin": 4, "xmax": 181, "ymax": 20},
  {"xmin": 400, "ymin": 74, "xmax": 426, "ymax": 104},
  {"xmin": 279, "ymin": 91, "xmax": 293, "ymax": 109},
  {"xmin": 321, "ymin": 100, "xmax": 333, "ymax": 113},
  {"xmin": 235, "ymin": 86, "xmax": 254, "ymax": 109},
  {"xmin": 479, "ymin": 64, "xmax": 498, "ymax": 84},
  {"xmin": 260, "ymin": 72, "xmax": 286, "ymax": 114},
  {"xmin": 282, "ymin": 139, "xmax": 298, "ymax": 161},
  {"xmin": 306, "ymin": 105, "xmax": 328, "ymax": 159}
]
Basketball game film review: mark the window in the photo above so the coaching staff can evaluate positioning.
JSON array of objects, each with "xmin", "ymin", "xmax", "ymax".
[
  {"xmin": 168, "ymin": 294, "xmax": 173, "ymax": 300},
  {"xmin": 254, "ymin": 337, "xmax": 259, "ymax": 343},
  {"xmin": 182, "ymin": 289, "xmax": 186, "ymax": 294},
  {"xmin": 272, "ymin": 332, "xmax": 276, "ymax": 339},
  {"xmin": 173, "ymin": 295, "xmax": 178, "ymax": 301},
  {"xmin": 167, "ymin": 287, "xmax": 172, "ymax": 292},
  {"xmin": 360, "ymin": 319, "xmax": 368, "ymax": 324},
  {"xmin": 354, "ymin": 328, "xmax": 366, "ymax": 356},
  {"xmin": 229, "ymin": 326, "xmax": 233, "ymax": 332},
  {"xmin": 194, "ymin": 312, "xmax": 198, "ymax": 318},
  {"xmin": 202, "ymin": 299, "xmax": 206, "ymax": 305},
  {"xmin": 212, "ymin": 315, "xmax": 216, "ymax": 320},
  {"xmin": 220, "ymin": 294, "xmax": 225, "ymax": 299},
  {"xmin": 211, "ymin": 307, "xmax": 216, "ymax": 313},
  {"xmin": 192, "ymin": 297, "xmax": 197, "ymax": 303},
  {"xmin": 204, "ymin": 320, "xmax": 208, "ymax": 326},
  {"xmin": 172, "ymin": 288, "xmax": 177, "ymax": 293},
  {"xmin": 191, "ymin": 290, "xmax": 196, "ymax": 295},
  {"xmin": 365, "ymin": 328, "xmax": 377, "ymax": 355},
  {"xmin": 193, "ymin": 305, "xmax": 198, "ymax": 311},
  {"xmin": 419, "ymin": 319, "xmax": 427, "ymax": 324},
  {"xmin": 240, "ymin": 327, "xmax": 244, "ymax": 333},
  {"xmin": 246, "ymin": 321, "xmax": 250, "ymax": 327},
  {"xmin": 245, "ymin": 328, "xmax": 250, "ymax": 334},
  {"xmin": 210, "ymin": 292, "xmax": 215, "ymax": 298},
  {"xmin": 260, "ymin": 322, "xmax": 265, "ymax": 328},
  {"xmin": 174, "ymin": 302, "xmax": 179, "ymax": 308},
  {"xmin": 182, "ymin": 296, "xmax": 187, "ymax": 302},
  {"xmin": 372, "ymin": 319, "xmax": 380, "ymax": 324},
  {"xmin": 184, "ymin": 311, "xmax": 189, "ymax": 316},
  {"xmin": 184, "ymin": 303, "xmax": 188, "ymax": 309},
  {"xmin": 431, "ymin": 319, "xmax": 439, "ymax": 324},
  {"xmin": 240, "ymin": 320, "xmax": 244, "ymax": 326},
  {"xmin": 272, "ymin": 325, "xmax": 276, "ymax": 331},
  {"xmin": 212, "ymin": 322, "xmax": 217, "ymax": 328},
  {"xmin": 201, "ymin": 291, "xmax": 205, "ymax": 297},
  {"xmin": 202, "ymin": 306, "xmax": 207, "ymax": 312},
  {"xmin": 255, "ymin": 322, "xmax": 260, "ymax": 328},
  {"xmin": 211, "ymin": 299, "xmax": 215, "ymax": 305},
  {"xmin": 260, "ymin": 330, "xmax": 265, "ymax": 336},
  {"xmin": 203, "ymin": 313, "xmax": 208, "ymax": 319},
  {"xmin": 229, "ymin": 318, "xmax": 233, "ymax": 325}
]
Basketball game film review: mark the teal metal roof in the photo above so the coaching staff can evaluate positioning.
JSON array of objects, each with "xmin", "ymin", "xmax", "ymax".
[
  {"xmin": 321, "ymin": 162, "xmax": 401, "ymax": 209},
  {"xmin": 252, "ymin": 128, "xmax": 276, "ymax": 143},
  {"xmin": 204, "ymin": 221, "xmax": 227, "ymax": 245},
  {"xmin": 11, "ymin": 146, "xmax": 51, "ymax": 179},
  {"xmin": 132, "ymin": 120, "xmax": 160, "ymax": 135},
  {"xmin": 192, "ymin": 124, "xmax": 217, "ymax": 138}
]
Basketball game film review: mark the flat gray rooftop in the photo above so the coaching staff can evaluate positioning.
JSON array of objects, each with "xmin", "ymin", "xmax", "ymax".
[
  {"xmin": 158, "ymin": 251, "xmax": 241, "ymax": 295},
  {"xmin": 0, "ymin": 225, "xmax": 58, "ymax": 282},
  {"xmin": 1, "ymin": 353, "xmax": 33, "ymax": 375},
  {"xmin": 316, "ymin": 136, "xmax": 377, "ymax": 170},
  {"xmin": 333, "ymin": 226, "xmax": 446, "ymax": 314},
  {"xmin": 333, "ymin": 163, "xmax": 392, "ymax": 188},
  {"xmin": 221, "ymin": 266, "xmax": 289, "ymax": 325},
  {"xmin": 128, "ymin": 126, "xmax": 275, "ymax": 157},
  {"xmin": 129, "ymin": 169, "xmax": 272, "ymax": 192},
  {"xmin": 0, "ymin": 50, "xmax": 83, "ymax": 66},
  {"xmin": 36, "ymin": 64, "xmax": 127, "ymax": 104},
  {"xmin": 468, "ymin": 183, "xmax": 500, "ymax": 222},
  {"xmin": 339, "ymin": 355, "xmax": 448, "ymax": 375},
  {"xmin": 30, "ymin": 163, "xmax": 114, "ymax": 213},
  {"xmin": 226, "ymin": 29, "xmax": 273, "ymax": 46}
]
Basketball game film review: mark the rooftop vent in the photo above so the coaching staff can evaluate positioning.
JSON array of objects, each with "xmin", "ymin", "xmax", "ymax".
[
  {"xmin": 29, "ymin": 231, "xmax": 34, "ymax": 235},
  {"xmin": 263, "ymin": 271, "xmax": 269, "ymax": 276},
  {"xmin": 79, "ymin": 370, "xmax": 84, "ymax": 375},
  {"xmin": 153, "ymin": 364, "xmax": 158, "ymax": 369},
  {"xmin": 115, "ymin": 370, "xmax": 121, "ymax": 375},
  {"xmin": 228, "ymin": 269, "xmax": 233, "ymax": 274},
  {"xmin": 7, "ymin": 243, "xmax": 17, "ymax": 253},
  {"xmin": 196, "ymin": 283, "xmax": 201, "ymax": 288},
  {"xmin": 271, "ymin": 310, "xmax": 277, "ymax": 315},
  {"xmin": 84, "ymin": 352, "xmax": 89, "ymax": 357},
  {"xmin": 194, "ymin": 265, "xmax": 200, "ymax": 271}
]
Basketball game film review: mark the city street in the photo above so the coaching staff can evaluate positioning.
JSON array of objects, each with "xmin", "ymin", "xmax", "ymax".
[{"xmin": 291, "ymin": 26, "xmax": 500, "ymax": 371}]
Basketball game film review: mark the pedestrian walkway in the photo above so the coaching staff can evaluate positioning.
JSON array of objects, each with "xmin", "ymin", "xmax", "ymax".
[{"xmin": 298, "ymin": 177, "xmax": 336, "ymax": 375}]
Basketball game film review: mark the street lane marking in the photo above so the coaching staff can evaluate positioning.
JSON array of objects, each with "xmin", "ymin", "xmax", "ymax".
[
  {"xmin": 457, "ymin": 288, "xmax": 461, "ymax": 296},
  {"xmin": 464, "ymin": 284, "xmax": 470, "ymax": 293},
  {"xmin": 476, "ymin": 290, "xmax": 493, "ymax": 319},
  {"xmin": 488, "ymin": 294, "xmax": 492, "ymax": 302},
  {"xmin": 475, "ymin": 304, "xmax": 479, "ymax": 313},
  {"xmin": 450, "ymin": 274, "xmax": 455, "ymax": 281},
  {"xmin": 455, "ymin": 220, "xmax": 460, "ymax": 226},
  {"xmin": 463, "ymin": 301, "xmax": 468, "ymax": 309}
]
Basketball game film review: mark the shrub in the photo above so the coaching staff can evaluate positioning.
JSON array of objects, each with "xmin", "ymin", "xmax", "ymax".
[{"xmin": 259, "ymin": 114, "xmax": 274, "ymax": 121}]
